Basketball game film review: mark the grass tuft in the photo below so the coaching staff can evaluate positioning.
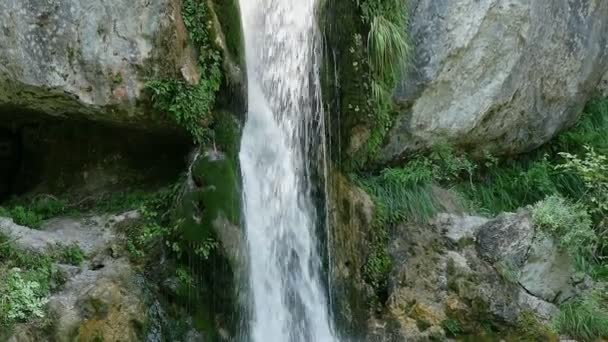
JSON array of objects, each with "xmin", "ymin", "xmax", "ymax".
[{"xmin": 554, "ymin": 292, "xmax": 608, "ymax": 341}]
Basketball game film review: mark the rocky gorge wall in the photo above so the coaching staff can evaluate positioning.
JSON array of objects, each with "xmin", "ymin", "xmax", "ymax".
[
  {"xmin": 0, "ymin": 0, "xmax": 247, "ymax": 340},
  {"xmin": 323, "ymin": 0, "xmax": 608, "ymax": 340},
  {"xmin": 0, "ymin": 0, "xmax": 607, "ymax": 340}
]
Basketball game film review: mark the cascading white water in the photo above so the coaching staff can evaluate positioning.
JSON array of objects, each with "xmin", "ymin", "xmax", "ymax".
[{"xmin": 238, "ymin": 0, "xmax": 338, "ymax": 341}]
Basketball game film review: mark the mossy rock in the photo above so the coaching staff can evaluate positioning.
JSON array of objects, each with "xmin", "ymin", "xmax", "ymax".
[{"xmin": 174, "ymin": 149, "xmax": 240, "ymax": 243}]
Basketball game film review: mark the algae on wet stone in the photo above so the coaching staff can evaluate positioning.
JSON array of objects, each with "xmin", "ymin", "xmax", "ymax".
[{"xmin": 177, "ymin": 150, "xmax": 240, "ymax": 244}]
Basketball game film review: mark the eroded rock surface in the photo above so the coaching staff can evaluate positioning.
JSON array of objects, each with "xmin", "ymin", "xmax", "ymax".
[
  {"xmin": 370, "ymin": 211, "xmax": 589, "ymax": 341},
  {"xmin": 1, "ymin": 211, "xmax": 155, "ymax": 342},
  {"xmin": 383, "ymin": 0, "xmax": 608, "ymax": 161},
  {"xmin": 0, "ymin": 0, "xmax": 196, "ymax": 125}
]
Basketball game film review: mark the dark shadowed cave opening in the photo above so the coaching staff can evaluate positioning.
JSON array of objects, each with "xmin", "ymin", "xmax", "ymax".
[{"xmin": 0, "ymin": 106, "xmax": 194, "ymax": 204}]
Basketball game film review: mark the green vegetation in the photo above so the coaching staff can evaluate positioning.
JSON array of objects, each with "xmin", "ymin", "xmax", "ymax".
[
  {"xmin": 3, "ymin": 272, "xmax": 48, "ymax": 321},
  {"xmin": 531, "ymin": 195, "xmax": 597, "ymax": 258},
  {"xmin": 515, "ymin": 311, "xmax": 557, "ymax": 341},
  {"xmin": 343, "ymin": 0, "xmax": 411, "ymax": 168},
  {"xmin": 554, "ymin": 291, "xmax": 608, "ymax": 341},
  {"xmin": 0, "ymin": 196, "xmax": 71, "ymax": 228},
  {"xmin": 52, "ymin": 244, "xmax": 86, "ymax": 266},
  {"xmin": 442, "ymin": 319, "xmax": 464, "ymax": 338},
  {"xmin": 355, "ymin": 98, "xmax": 608, "ymax": 321},
  {"xmin": 147, "ymin": 0, "xmax": 223, "ymax": 143},
  {"xmin": 0, "ymin": 233, "xmax": 64, "ymax": 329}
]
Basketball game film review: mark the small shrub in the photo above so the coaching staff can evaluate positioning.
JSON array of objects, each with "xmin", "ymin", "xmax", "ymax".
[
  {"xmin": 558, "ymin": 146, "xmax": 608, "ymax": 217},
  {"xmin": 2, "ymin": 271, "xmax": 49, "ymax": 322},
  {"xmin": 54, "ymin": 244, "xmax": 86, "ymax": 266},
  {"xmin": 554, "ymin": 292, "xmax": 608, "ymax": 341},
  {"xmin": 531, "ymin": 195, "xmax": 596, "ymax": 258}
]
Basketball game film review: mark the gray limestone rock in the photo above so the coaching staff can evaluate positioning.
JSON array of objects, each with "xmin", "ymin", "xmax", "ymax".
[
  {"xmin": 382, "ymin": 0, "xmax": 608, "ymax": 161},
  {"xmin": 0, "ymin": 0, "xmax": 196, "ymax": 125}
]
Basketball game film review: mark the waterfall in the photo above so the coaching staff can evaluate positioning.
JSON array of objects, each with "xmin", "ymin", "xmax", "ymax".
[{"xmin": 238, "ymin": 0, "xmax": 338, "ymax": 341}]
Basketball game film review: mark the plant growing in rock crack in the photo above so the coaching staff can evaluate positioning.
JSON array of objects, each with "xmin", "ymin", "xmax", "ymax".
[
  {"xmin": 52, "ymin": 244, "xmax": 86, "ymax": 266},
  {"xmin": 146, "ymin": 0, "xmax": 223, "ymax": 144},
  {"xmin": 531, "ymin": 195, "xmax": 597, "ymax": 260},
  {"xmin": 347, "ymin": 0, "xmax": 411, "ymax": 168}
]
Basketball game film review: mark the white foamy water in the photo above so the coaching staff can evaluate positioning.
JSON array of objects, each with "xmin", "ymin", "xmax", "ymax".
[{"xmin": 238, "ymin": 0, "xmax": 338, "ymax": 341}]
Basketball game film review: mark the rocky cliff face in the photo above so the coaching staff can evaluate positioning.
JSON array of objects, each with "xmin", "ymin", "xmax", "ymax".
[
  {"xmin": 0, "ymin": 0, "xmax": 197, "ymax": 126},
  {"xmin": 382, "ymin": 0, "xmax": 608, "ymax": 162}
]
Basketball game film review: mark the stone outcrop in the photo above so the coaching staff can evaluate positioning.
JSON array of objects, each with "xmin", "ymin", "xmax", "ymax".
[
  {"xmin": 0, "ymin": 0, "xmax": 198, "ymax": 126},
  {"xmin": 382, "ymin": 0, "xmax": 608, "ymax": 162},
  {"xmin": 369, "ymin": 211, "xmax": 591, "ymax": 341},
  {"xmin": 1, "ymin": 211, "xmax": 152, "ymax": 342}
]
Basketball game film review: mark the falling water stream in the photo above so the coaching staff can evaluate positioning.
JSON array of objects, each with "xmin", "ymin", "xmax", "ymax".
[{"xmin": 238, "ymin": 0, "xmax": 338, "ymax": 341}]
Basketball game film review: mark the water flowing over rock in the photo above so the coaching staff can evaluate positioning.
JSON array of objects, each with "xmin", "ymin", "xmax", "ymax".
[
  {"xmin": 238, "ymin": 0, "xmax": 337, "ymax": 340},
  {"xmin": 383, "ymin": 0, "xmax": 608, "ymax": 161},
  {"xmin": 0, "ymin": 0, "xmax": 196, "ymax": 125}
]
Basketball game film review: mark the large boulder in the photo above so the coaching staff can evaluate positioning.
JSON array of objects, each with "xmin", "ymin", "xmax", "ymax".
[
  {"xmin": 0, "ymin": 0, "xmax": 198, "ymax": 125},
  {"xmin": 369, "ymin": 210, "xmax": 591, "ymax": 341},
  {"xmin": 382, "ymin": 0, "xmax": 608, "ymax": 162}
]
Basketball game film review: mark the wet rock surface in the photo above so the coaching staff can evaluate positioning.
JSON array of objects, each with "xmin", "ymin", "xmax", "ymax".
[{"xmin": 370, "ymin": 211, "xmax": 590, "ymax": 341}]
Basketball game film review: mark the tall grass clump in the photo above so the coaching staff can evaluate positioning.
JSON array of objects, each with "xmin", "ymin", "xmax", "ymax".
[
  {"xmin": 355, "ymin": 159, "xmax": 441, "ymax": 224},
  {"xmin": 351, "ymin": 0, "xmax": 411, "ymax": 167},
  {"xmin": 554, "ymin": 292, "xmax": 608, "ymax": 341}
]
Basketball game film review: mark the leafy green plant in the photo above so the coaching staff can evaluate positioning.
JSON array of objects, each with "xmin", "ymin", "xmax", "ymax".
[
  {"xmin": 0, "ymin": 234, "xmax": 64, "ymax": 328},
  {"xmin": 2, "ymin": 271, "xmax": 48, "ymax": 322},
  {"xmin": 53, "ymin": 244, "xmax": 86, "ymax": 266},
  {"xmin": 558, "ymin": 146, "xmax": 608, "ymax": 217},
  {"xmin": 147, "ymin": 0, "xmax": 222, "ymax": 143},
  {"xmin": 532, "ymin": 195, "xmax": 596, "ymax": 258},
  {"xmin": 554, "ymin": 291, "xmax": 608, "ymax": 341}
]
